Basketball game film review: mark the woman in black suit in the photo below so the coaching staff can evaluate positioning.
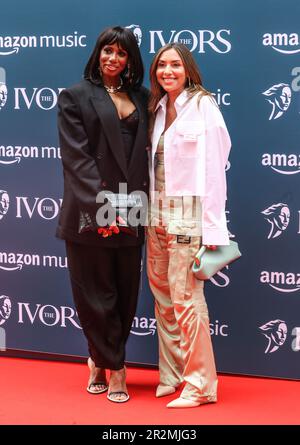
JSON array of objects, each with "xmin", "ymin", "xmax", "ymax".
[{"xmin": 57, "ymin": 26, "xmax": 149, "ymax": 403}]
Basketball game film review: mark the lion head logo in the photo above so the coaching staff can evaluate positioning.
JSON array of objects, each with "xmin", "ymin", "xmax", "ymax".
[
  {"xmin": 0, "ymin": 295, "xmax": 12, "ymax": 326},
  {"xmin": 262, "ymin": 83, "xmax": 292, "ymax": 120},
  {"xmin": 0, "ymin": 67, "xmax": 7, "ymax": 109},
  {"xmin": 261, "ymin": 202, "xmax": 290, "ymax": 239},
  {"xmin": 259, "ymin": 319, "xmax": 288, "ymax": 353},
  {"xmin": 0, "ymin": 190, "xmax": 9, "ymax": 220},
  {"xmin": 126, "ymin": 24, "xmax": 142, "ymax": 47}
]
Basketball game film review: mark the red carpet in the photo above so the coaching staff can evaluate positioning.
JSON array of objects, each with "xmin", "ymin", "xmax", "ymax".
[{"xmin": 0, "ymin": 357, "xmax": 299, "ymax": 425}]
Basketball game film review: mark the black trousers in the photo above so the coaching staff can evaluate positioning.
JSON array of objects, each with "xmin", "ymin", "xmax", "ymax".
[{"xmin": 65, "ymin": 241, "xmax": 142, "ymax": 370}]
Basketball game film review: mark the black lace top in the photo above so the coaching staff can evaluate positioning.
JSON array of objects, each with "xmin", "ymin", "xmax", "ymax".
[{"xmin": 120, "ymin": 108, "xmax": 139, "ymax": 165}]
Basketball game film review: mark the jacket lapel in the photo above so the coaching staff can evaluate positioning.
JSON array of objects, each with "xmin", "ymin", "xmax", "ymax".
[
  {"xmin": 90, "ymin": 85, "xmax": 128, "ymax": 180},
  {"xmin": 127, "ymin": 90, "xmax": 146, "ymax": 176}
]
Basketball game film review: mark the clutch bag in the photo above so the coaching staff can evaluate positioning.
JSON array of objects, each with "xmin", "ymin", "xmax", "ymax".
[
  {"xmin": 78, "ymin": 193, "xmax": 144, "ymax": 236},
  {"xmin": 192, "ymin": 240, "xmax": 241, "ymax": 280},
  {"xmin": 103, "ymin": 192, "xmax": 143, "ymax": 237}
]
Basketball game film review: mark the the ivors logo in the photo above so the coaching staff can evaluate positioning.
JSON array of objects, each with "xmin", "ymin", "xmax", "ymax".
[{"xmin": 149, "ymin": 29, "xmax": 231, "ymax": 53}]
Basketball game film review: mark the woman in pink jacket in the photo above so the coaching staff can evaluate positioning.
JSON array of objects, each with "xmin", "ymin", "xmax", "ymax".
[{"xmin": 147, "ymin": 43, "xmax": 231, "ymax": 408}]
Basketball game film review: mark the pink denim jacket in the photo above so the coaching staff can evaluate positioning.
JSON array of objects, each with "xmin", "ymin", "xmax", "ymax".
[{"xmin": 150, "ymin": 90, "xmax": 231, "ymax": 245}]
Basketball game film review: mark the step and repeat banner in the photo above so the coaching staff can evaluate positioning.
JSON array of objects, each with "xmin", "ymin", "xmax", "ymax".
[{"xmin": 0, "ymin": 0, "xmax": 299, "ymax": 379}]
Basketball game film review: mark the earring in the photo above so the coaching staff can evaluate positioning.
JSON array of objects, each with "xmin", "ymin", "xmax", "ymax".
[
  {"xmin": 124, "ymin": 64, "xmax": 133, "ymax": 83},
  {"xmin": 98, "ymin": 65, "xmax": 102, "ymax": 76}
]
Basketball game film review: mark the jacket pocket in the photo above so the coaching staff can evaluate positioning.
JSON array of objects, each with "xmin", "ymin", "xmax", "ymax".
[{"xmin": 176, "ymin": 121, "xmax": 204, "ymax": 158}]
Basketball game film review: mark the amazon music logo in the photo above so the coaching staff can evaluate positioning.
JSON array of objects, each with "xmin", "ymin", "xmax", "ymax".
[
  {"xmin": 260, "ymin": 270, "xmax": 300, "ymax": 293},
  {"xmin": 0, "ymin": 251, "xmax": 67, "ymax": 272},
  {"xmin": 130, "ymin": 316, "xmax": 157, "ymax": 336},
  {"xmin": 261, "ymin": 153, "xmax": 300, "ymax": 175},
  {"xmin": 0, "ymin": 144, "xmax": 61, "ymax": 165},
  {"xmin": 262, "ymin": 32, "xmax": 300, "ymax": 54},
  {"xmin": 0, "ymin": 32, "xmax": 86, "ymax": 56}
]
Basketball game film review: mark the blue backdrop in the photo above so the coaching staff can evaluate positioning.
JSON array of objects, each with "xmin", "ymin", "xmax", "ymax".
[{"xmin": 0, "ymin": 0, "xmax": 299, "ymax": 379}]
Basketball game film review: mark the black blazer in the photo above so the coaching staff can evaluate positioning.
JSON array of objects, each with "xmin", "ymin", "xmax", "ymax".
[{"xmin": 56, "ymin": 79, "xmax": 149, "ymax": 247}]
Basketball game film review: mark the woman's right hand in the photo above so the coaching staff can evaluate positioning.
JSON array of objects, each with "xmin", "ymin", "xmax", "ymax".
[
  {"xmin": 97, "ymin": 224, "xmax": 119, "ymax": 237},
  {"xmin": 194, "ymin": 245, "xmax": 217, "ymax": 266},
  {"xmin": 206, "ymin": 245, "xmax": 217, "ymax": 250}
]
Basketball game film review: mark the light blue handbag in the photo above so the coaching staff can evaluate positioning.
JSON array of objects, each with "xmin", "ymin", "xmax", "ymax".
[{"xmin": 192, "ymin": 240, "xmax": 242, "ymax": 280}]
